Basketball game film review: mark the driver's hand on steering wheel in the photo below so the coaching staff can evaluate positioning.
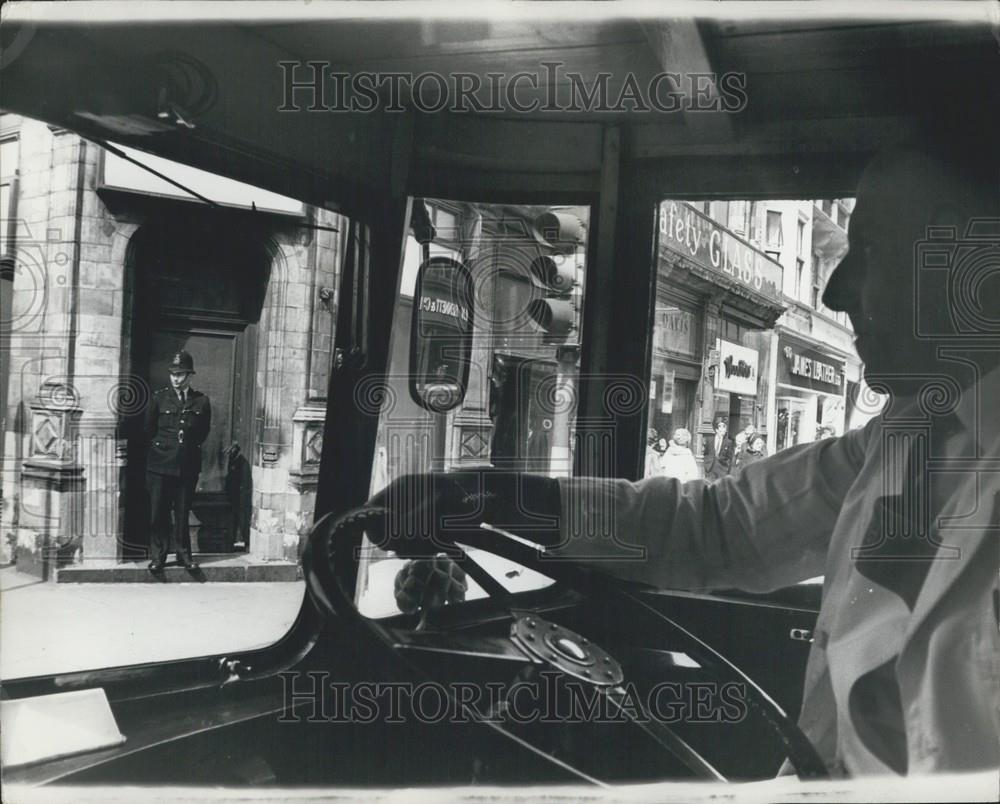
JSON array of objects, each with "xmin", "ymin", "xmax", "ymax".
[{"xmin": 365, "ymin": 471, "xmax": 562, "ymax": 558}]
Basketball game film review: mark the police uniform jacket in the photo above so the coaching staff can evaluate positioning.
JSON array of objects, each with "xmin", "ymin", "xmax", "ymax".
[{"xmin": 144, "ymin": 387, "xmax": 212, "ymax": 476}]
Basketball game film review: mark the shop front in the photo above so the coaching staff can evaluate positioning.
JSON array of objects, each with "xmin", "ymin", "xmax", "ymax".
[
  {"xmin": 713, "ymin": 336, "xmax": 763, "ymax": 436},
  {"xmin": 649, "ymin": 300, "xmax": 701, "ymax": 445},
  {"xmin": 773, "ymin": 333, "xmax": 848, "ymax": 451},
  {"xmin": 650, "ymin": 201, "xmax": 786, "ymax": 471}
]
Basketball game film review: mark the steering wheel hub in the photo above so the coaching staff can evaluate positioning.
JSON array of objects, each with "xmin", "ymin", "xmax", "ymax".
[{"xmin": 510, "ymin": 612, "xmax": 624, "ymax": 687}]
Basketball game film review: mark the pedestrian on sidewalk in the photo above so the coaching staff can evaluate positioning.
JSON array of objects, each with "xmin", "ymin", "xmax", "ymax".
[
  {"xmin": 659, "ymin": 428, "xmax": 700, "ymax": 483},
  {"xmin": 735, "ymin": 434, "xmax": 768, "ymax": 473}
]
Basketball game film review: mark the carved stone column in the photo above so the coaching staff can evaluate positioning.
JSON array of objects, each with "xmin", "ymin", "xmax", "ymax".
[
  {"xmin": 286, "ymin": 406, "xmax": 326, "ymax": 562},
  {"xmin": 16, "ymin": 381, "xmax": 84, "ymax": 579}
]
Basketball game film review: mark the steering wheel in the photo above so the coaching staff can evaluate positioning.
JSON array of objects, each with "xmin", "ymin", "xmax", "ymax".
[{"xmin": 303, "ymin": 503, "xmax": 830, "ymax": 785}]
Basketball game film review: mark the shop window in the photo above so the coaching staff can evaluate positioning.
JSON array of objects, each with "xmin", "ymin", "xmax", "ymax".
[
  {"xmin": 653, "ymin": 303, "xmax": 698, "ymax": 358},
  {"xmin": 776, "ymin": 398, "xmax": 806, "ymax": 451}
]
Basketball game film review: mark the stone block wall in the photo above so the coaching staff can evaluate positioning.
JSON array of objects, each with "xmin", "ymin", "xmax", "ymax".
[
  {"xmin": 249, "ymin": 210, "xmax": 344, "ymax": 563},
  {"xmin": 2, "ymin": 119, "xmax": 131, "ymax": 573}
]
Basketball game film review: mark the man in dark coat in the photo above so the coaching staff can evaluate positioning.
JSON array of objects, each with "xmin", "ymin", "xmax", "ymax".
[
  {"xmin": 703, "ymin": 418, "xmax": 734, "ymax": 480},
  {"xmin": 144, "ymin": 350, "xmax": 212, "ymax": 572}
]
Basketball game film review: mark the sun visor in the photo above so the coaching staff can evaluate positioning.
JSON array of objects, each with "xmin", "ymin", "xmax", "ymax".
[{"xmin": 1, "ymin": 688, "xmax": 126, "ymax": 769}]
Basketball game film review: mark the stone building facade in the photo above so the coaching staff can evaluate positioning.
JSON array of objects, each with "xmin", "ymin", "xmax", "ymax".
[
  {"xmin": 1, "ymin": 114, "xmax": 345, "ymax": 579},
  {"xmin": 750, "ymin": 198, "xmax": 864, "ymax": 451}
]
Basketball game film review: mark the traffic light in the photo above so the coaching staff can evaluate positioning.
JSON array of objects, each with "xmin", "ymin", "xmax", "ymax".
[{"xmin": 526, "ymin": 210, "xmax": 585, "ymax": 342}]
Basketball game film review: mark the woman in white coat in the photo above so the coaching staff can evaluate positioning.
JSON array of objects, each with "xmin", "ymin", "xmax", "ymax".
[{"xmin": 658, "ymin": 428, "xmax": 700, "ymax": 483}]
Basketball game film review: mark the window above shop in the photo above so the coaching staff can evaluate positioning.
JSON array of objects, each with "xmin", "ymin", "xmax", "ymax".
[
  {"xmin": 765, "ymin": 210, "xmax": 783, "ymax": 249},
  {"xmin": 727, "ymin": 200, "xmax": 750, "ymax": 235}
]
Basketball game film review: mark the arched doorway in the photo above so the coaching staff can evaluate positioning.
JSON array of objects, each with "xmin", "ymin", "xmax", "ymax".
[{"xmin": 124, "ymin": 211, "xmax": 270, "ymax": 560}]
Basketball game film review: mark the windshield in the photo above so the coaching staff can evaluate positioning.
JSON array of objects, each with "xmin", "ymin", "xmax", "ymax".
[
  {"xmin": 356, "ymin": 199, "xmax": 591, "ymax": 618},
  {"xmin": 2, "ymin": 5, "xmax": 996, "ymax": 795},
  {"xmin": 0, "ymin": 116, "xmax": 316, "ymax": 678}
]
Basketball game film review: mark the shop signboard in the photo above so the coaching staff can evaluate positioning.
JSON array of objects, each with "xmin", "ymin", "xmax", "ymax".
[
  {"xmin": 653, "ymin": 305, "xmax": 698, "ymax": 358},
  {"xmin": 657, "ymin": 201, "xmax": 783, "ymax": 303},
  {"xmin": 778, "ymin": 335, "xmax": 845, "ymax": 393},
  {"xmin": 716, "ymin": 339, "xmax": 758, "ymax": 396}
]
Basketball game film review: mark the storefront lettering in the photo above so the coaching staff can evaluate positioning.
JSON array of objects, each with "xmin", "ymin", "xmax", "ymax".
[
  {"xmin": 716, "ymin": 339, "xmax": 759, "ymax": 396},
  {"xmin": 778, "ymin": 339, "xmax": 845, "ymax": 391},
  {"xmin": 661, "ymin": 311, "xmax": 690, "ymax": 333},
  {"xmin": 723, "ymin": 355, "xmax": 754, "ymax": 380},
  {"xmin": 654, "ymin": 307, "xmax": 698, "ymax": 357},
  {"xmin": 657, "ymin": 201, "xmax": 783, "ymax": 301},
  {"xmin": 708, "ymin": 229, "xmax": 761, "ymax": 290},
  {"xmin": 791, "ymin": 353, "xmax": 839, "ymax": 386}
]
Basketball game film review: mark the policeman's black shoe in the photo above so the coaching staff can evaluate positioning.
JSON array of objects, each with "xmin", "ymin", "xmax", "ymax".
[
  {"xmin": 177, "ymin": 553, "xmax": 200, "ymax": 571},
  {"xmin": 148, "ymin": 559, "xmax": 165, "ymax": 573}
]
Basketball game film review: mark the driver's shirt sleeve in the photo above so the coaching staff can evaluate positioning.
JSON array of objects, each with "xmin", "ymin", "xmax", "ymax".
[{"xmin": 553, "ymin": 422, "xmax": 872, "ymax": 594}]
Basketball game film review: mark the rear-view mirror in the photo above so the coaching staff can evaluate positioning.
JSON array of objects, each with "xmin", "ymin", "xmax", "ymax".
[{"xmin": 409, "ymin": 256, "xmax": 474, "ymax": 413}]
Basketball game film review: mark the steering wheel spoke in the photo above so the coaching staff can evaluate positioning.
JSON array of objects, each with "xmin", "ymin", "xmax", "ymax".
[
  {"xmin": 390, "ymin": 629, "xmax": 536, "ymax": 666},
  {"xmin": 305, "ymin": 503, "xmax": 831, "ymax": 783},
  {"xmin": 601, "ymin": 685, "xmax": 727, "ymax": 781}
]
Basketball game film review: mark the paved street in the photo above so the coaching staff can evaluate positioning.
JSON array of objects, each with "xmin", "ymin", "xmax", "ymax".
[{"xmin": 0, "ymin": 568, "xmax": 305, "ymax": 680}]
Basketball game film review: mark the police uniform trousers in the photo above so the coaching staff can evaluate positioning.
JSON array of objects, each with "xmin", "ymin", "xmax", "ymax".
[{"xmin": 147, "ymin": 470, "xmax": 199, "ymax": 561}]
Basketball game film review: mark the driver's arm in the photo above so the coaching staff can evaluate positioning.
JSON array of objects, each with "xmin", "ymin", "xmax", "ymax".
[{"xmin": 552, "ymin": 419, "xmax": 874, "ymax": 594}]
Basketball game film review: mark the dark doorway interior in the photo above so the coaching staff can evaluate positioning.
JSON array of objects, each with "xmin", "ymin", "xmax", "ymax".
[
  {"xmin": 728, "ymin": 394, "xmax": 743, "ymax": 438},
  {"xmin": 124, "ymin": 213, "xmax": 268, "ymax": 559}
]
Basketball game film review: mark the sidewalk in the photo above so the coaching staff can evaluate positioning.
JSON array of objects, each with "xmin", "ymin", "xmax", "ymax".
[
  {"xmin": 0, "ymin": 567, "xmax": 305, "ymax": 680},
  {"xmin": 2, "ymin": 550, "xmax": 554, "ymax": 680}
]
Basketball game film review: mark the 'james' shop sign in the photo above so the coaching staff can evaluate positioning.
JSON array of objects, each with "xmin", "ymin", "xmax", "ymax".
[
  {"xmin": 657, "ymin": 201, "xmax": 783, "ymax": 303},
  {"xmin": 777, "ymin": 335, "xmax": 845, "ymax": 393}
]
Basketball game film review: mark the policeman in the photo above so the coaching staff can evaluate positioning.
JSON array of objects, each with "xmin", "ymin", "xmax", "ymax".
[{"xmin": 144, "ymin": 350, "xmax": 212, "ymax": 572}]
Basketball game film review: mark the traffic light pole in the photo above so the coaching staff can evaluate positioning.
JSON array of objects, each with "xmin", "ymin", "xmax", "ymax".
[
  {"xmin": 431, "ymin": 412, "xmax": 448, "ymax": 472},
  {"xmin": 549, "ymin": 344, "xmax": 580, "ymax": 477}
]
